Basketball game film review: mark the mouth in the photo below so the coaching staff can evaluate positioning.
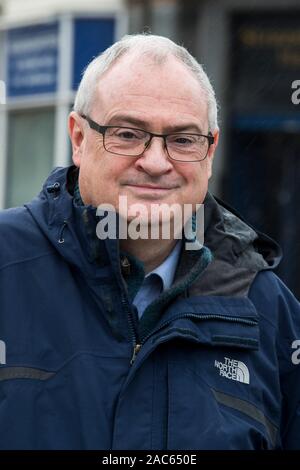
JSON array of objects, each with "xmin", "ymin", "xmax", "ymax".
[
  {"xmin": 123, "ymin": 184, "xmax": 177, "ymax": 197},
  {"xmin": 124, "ymin": 183, "xmax": 178, "ymax": 190}
]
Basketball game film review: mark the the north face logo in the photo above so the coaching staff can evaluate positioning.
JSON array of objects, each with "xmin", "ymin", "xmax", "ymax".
[
  {"xmin": 0, "ymin": 340, "xmax": 6, "ymax": 365},
  {"xmin": 214, "ymin": 357, "xmax": 250, "ymax": 384}
]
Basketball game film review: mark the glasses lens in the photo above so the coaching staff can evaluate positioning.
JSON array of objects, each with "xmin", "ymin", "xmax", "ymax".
[
  {"xmin": 104, "ymin": 127, "xmax": 148, "ymax": 156},
  {"xmin": 166, "ymin": 134, "xmax": 209, "ymax": 161}
]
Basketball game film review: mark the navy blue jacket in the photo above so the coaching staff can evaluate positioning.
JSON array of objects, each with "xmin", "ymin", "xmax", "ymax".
[{"xmin": 0, "ymin": 166, "xmax": 300, "ymax": 450}]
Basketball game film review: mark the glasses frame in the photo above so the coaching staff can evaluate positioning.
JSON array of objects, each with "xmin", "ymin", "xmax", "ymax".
[{"xmin": 81, "ymin": 114, "xmax": 214, "ymax": 162}]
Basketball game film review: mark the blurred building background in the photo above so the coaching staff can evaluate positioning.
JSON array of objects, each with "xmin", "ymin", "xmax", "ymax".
[{"xmin": 0, "ymin": 0, "xmax": 299, "ymax": 298}]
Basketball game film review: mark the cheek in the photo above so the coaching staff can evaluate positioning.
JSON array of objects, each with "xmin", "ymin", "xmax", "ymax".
[
  {"xmin": 79, "ymin": 151, "xmax": 134, "ymax": 206},
  {"xmin": 184, "ymin": 163, "xmax": 209, "ymax": 202},
  {"xmin": 188, "ymin": 162, "xmax": 208, "ymax": 184}
]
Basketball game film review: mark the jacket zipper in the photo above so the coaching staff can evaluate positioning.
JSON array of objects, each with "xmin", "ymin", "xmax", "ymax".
[
  {"xmin": 130, "ymin": 313, "xmax": 257, "ymax": 365},
  {"xmin": 130, "ymin": 344, "xmax": 142, "ymax": 365},
  {"xmin": 120, "ymin": 292, "xmax": 141, "ymax": 365}
]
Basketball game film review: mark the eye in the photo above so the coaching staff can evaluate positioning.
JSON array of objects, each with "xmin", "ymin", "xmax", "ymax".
[
  {"xmin": 169, "ymin": 134, "xmax": 196, "ymax": 146},
  {"xmin": 175, "ymin": 137, "xmax": 193, "ymax": 145},
  {"xmin": 118, "ymin": 130, "xmax": 137, "ymax": 139},
  {"xmin": 110, "ymin": 128, "xmax": 145, "ymax": 140}
]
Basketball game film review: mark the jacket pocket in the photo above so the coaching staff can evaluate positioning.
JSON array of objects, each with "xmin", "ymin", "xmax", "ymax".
[
  {"xmin": 0, "ymin": 352, "xmax": 130, "ymax": 449},
  {"xmin": 166, "ymin": 357, "xmax": 278, "ymax": 450},
  {"xmin": 0, "ymin": 366, "xmax": 55, "ymax": 381},
  {"xmin": 211, "ymin": 388, "xmax": 277, "ymax": 447}
]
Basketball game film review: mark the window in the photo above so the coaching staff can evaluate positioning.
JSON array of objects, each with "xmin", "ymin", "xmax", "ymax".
[{"xmin": 6, "ymin": 108, "xmax": 55, "ymax": 207}]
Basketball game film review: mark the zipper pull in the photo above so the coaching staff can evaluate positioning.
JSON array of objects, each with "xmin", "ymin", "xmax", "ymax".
[
  {"xmin": 120, "ymin": 255, "xmax": 131, "ymax": 276},
  {"xmin": 130, "ymin": 344, "xmax": 141, "ymax": 365}
]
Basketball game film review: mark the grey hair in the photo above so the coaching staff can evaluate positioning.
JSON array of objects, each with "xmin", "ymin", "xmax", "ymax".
[{"xmin": 74, "ymin": 34, "xmax": 218, "ymax": 132}]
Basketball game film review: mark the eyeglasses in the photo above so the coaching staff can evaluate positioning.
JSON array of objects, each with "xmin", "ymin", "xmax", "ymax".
[{"xmin": 81, "ymin": 114, "xmax": 214, "ymax": 162}]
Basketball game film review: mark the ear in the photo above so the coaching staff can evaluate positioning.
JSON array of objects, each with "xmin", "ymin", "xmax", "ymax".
[
  {"xmin": 207, "ymin": 129, "xmax": 219, "ymax": 179},
  {"xmin": 68, "ymin": 111, "xmax": 86, "ymax": 168}
]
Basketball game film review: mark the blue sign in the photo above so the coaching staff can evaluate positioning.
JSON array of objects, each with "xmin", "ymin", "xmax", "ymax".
[
  {"xmin": 7, "ymin": 22, "xmax": 59, "ymax": 97},
  {"xmin": 73, "ymin": 18, "xmax": 115, "ymax": 91}
]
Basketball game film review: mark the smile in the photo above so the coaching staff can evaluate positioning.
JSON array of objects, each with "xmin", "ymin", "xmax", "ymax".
[{"xmin": 125, "ymin": 184, "xmax": 177, "ymax": 191}]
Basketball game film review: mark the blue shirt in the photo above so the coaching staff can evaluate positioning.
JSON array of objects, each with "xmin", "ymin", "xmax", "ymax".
[{"xmin": 133, "ymin": 241, "xmax": 182, "ymax": 319}]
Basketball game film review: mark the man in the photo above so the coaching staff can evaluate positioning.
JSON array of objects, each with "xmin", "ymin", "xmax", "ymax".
[{"xmin": 0, "ymin": 34, "xmax": 299, "ymax": 450}]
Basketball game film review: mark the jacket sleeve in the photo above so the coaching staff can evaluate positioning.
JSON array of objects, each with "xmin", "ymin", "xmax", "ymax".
[
  {"xmin": 250, "ymin": 271, "xmax": 300, "ymax": 449},
  {"xmin": 275, "ymin": 276, "xmax": 300, "ymax": 450}
]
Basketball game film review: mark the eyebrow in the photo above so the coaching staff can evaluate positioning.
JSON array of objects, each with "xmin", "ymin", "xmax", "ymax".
[{"xmin": 107, "ymin": 115, "xmax": 204, "ymax": 134}]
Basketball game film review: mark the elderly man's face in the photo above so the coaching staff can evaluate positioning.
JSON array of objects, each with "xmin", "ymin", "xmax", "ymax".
[{"xmin": 69, "ymin": 53, "xmax": 218, "ymax": 225}]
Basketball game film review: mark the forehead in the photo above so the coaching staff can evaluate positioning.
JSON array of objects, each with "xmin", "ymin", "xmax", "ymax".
[{"xmin": 92, "ymin": 53, "xmax": 208, "ymax": 128}]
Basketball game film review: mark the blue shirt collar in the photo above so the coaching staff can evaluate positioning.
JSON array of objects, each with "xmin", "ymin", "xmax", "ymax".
[{"xmin": 146, "ymin": 240, "xmax": 182, "ymax": 291}]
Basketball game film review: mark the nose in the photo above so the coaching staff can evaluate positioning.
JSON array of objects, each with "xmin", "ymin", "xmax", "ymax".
[{"xmin": 134, "ymin": 136, "xmax": 173, "ymax": 176}]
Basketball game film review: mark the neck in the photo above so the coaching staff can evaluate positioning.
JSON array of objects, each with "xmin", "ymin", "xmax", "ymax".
[{"xmin": 120, "ymin": 237, "xmax": 177, "ymax": 274}]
